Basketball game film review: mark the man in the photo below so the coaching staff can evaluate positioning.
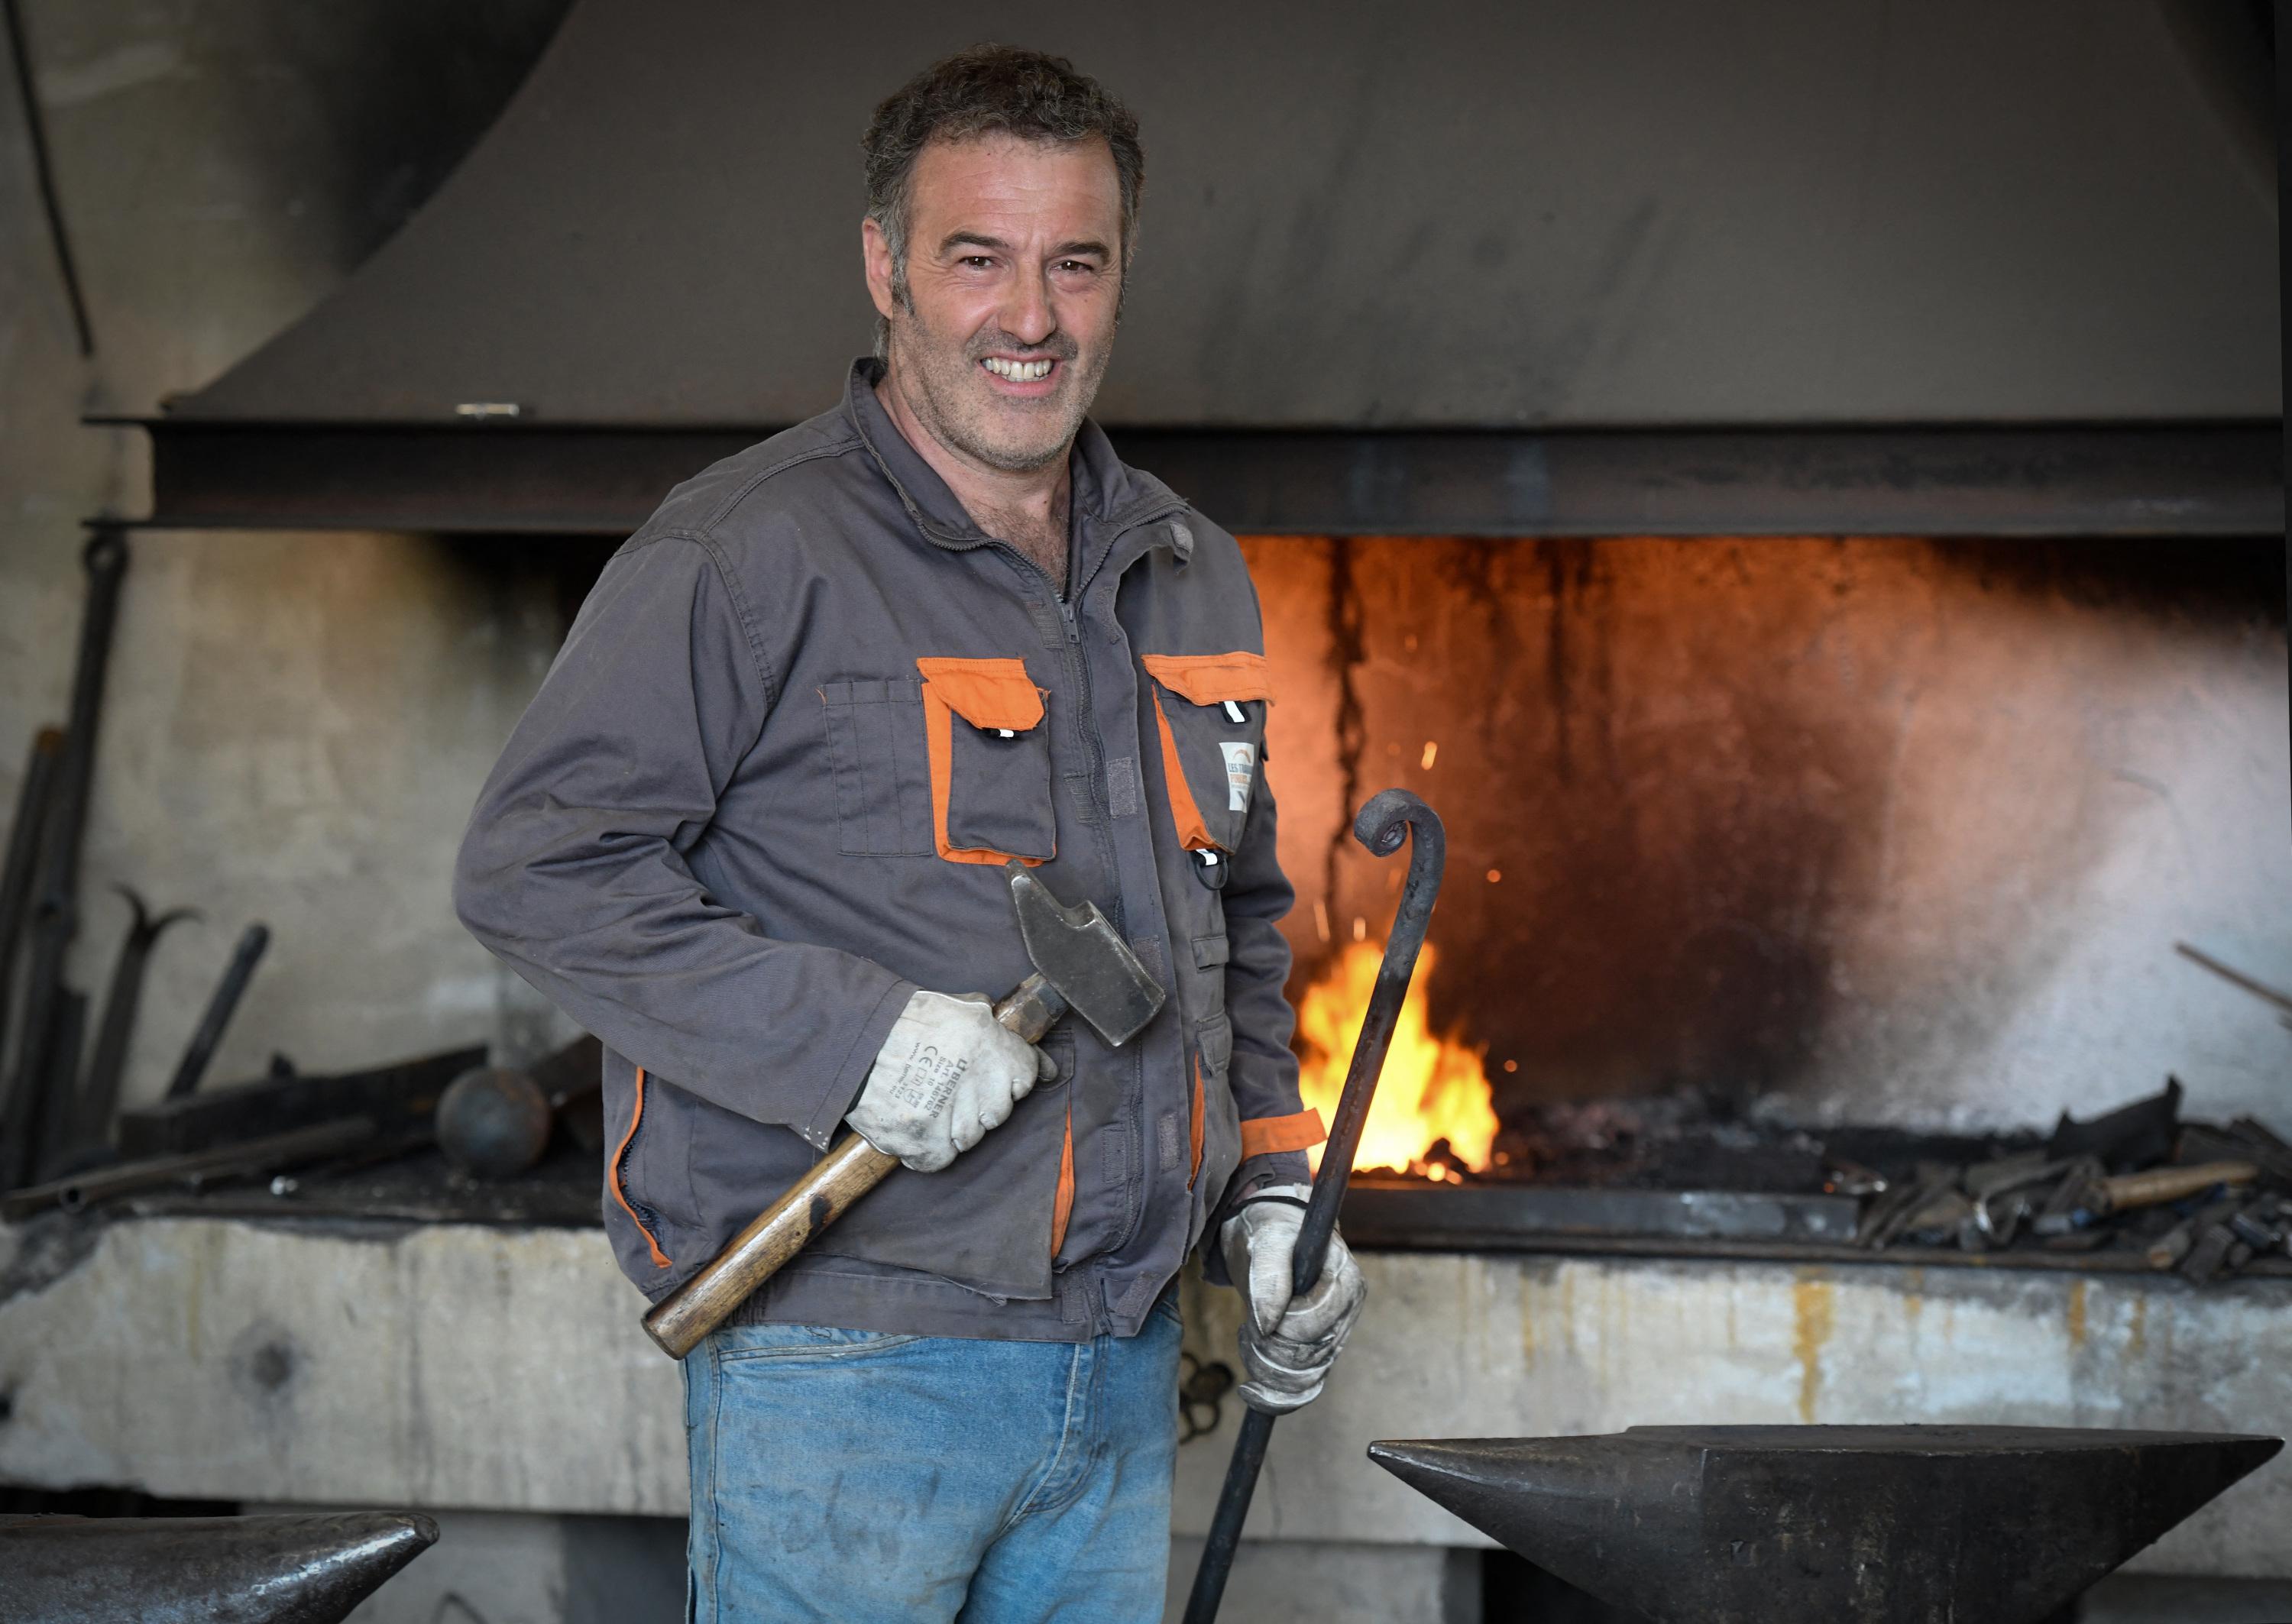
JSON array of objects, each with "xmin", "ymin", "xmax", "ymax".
[{"xmin": 455, "ymin": 44, "xmax": 1365, "ymax": 1622}]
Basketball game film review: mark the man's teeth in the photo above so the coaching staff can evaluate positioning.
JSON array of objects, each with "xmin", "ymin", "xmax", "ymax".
[{"xmin": 982, "ymin": 357, "xmax": 1054, "ymax": 382}]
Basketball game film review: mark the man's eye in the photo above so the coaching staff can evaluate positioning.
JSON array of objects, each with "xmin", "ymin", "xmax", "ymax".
[
  {"xmin": 1055, "ymin": 260, "xmax": 1097, "ymax": 275},
  {"xmin": 959, "ymin": 256, "xmax": 995, "ymax": 270}
]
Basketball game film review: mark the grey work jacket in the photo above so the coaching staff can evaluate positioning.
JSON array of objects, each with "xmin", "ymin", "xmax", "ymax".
[{"xmin": 455, "ymin": 360, "xmax": 1317, "ymax": 1341}]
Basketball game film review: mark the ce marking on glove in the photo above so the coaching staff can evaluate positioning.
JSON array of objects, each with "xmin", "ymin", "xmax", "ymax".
[
  {"xmin": 893, "ymin": 1042, "xmax": 966, "ymax": 1115},
  {"xmin": 849, "ymin": 989, "xmax": 1058, "ymax": 1173}
]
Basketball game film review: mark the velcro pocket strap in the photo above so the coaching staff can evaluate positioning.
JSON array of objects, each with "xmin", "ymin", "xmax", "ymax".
[
  {"xmin": 1191, "ymin": 1014, "xmax": 1242, "ymax": 1208},
  {"xmin": 918, "ymin": 656, "xmax": 1055, "ymax": 865}
]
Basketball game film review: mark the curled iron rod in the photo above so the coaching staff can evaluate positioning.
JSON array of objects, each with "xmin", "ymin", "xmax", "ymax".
[{"xmin": 1183, "ymin": 788, "xmax": 1445, "ymax": 1624}]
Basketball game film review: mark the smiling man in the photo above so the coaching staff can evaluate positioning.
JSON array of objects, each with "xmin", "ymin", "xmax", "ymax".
[{"xmin": 455, "ymin": 45, "xmax": 1365, "ymax": 1622}]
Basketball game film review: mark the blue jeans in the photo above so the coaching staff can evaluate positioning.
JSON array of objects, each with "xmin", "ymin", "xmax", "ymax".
[{"xmin": 682, "ymin": 1294, "xmax": 1183, "ymax": 1622}]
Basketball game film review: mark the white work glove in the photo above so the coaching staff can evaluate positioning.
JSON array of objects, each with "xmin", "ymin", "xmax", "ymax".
[
  {"xmin": 1219, "ymin": 1185, "xmax": 1368, "ymax": 1413},
  {"xmin": 847, "ymin": 989, "xmax": 1056, "ymax": 1173}
]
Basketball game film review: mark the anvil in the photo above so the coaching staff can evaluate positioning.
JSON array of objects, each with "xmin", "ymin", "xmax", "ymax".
[{"xmin": 1370, "ymin": 1424, "xmax": 2281, "ymax": 1623}]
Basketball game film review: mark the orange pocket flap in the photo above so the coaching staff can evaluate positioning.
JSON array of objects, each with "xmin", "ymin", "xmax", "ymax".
[
  {"xmin": 1141, "ymin": 652, "xmax": 1276, "ymax": 707},
  {"xmin": 917, "ymin": 656, "xmax": 1045, "ymax": 731}
]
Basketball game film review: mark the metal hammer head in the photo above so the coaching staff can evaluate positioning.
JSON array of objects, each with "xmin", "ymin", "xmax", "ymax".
[{"xmin": 1006, "ymin": 863, "xmax": 1165, "ymax": 1047}]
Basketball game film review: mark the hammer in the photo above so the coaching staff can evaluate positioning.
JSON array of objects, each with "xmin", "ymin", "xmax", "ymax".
[{"xmin": 643, "ymin": 863, "xmax": 1166, "ymax": 1358}]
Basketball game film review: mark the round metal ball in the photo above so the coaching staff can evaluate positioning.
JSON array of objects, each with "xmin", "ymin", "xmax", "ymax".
[{"xmin": 436, "ymin": 1066, "xmax": 552, "ymax": 1180}]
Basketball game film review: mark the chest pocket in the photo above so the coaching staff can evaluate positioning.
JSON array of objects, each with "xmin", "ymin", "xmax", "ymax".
[
  {"xmin": 1141, "ymin": 653, "xmax": 1274, "ymax": 865},
  {"xmin": 818, "ymin": 678, "xmax": 934, "ymax": 856},
  {"xmin": 918, "ymin": 656, "xmax": 1056, "ymax": 865}
]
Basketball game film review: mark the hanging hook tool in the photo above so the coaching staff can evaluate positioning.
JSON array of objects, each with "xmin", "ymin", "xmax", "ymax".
[{"xmin": 1183, "ymin": 787, "xmax": 1446, "ymax": 1624}]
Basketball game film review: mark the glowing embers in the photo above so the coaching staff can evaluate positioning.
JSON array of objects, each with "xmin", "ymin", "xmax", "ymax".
[{"xmin": 1295, "ymin": 940, "xmax": 1498, "ymax": 1179}]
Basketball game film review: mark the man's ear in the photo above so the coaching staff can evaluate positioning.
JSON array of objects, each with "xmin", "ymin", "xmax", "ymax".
[{"xmin": 861, "ymin": 217, "xmax": 900, "ymax": 322}]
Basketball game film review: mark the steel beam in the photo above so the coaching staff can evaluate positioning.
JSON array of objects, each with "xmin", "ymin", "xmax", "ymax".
[
  {"xmin": 1342, "ymin": 1179, "xmax": 1863, "ymax": 1245},
  {"xmin": 112, "ymin": 419, "xmax": 2284, "ymax": 539}
]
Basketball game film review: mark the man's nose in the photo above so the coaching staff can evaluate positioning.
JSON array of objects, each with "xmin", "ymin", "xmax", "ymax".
[{"xmin": 999, "ymin": 267, "xmax": 1056, "ymax": 346}]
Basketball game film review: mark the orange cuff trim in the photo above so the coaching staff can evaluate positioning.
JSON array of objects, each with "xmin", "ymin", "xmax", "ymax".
[
  {"xmin": 611, "ymin": 1068, "xmax": 673, "ymax": 1269},
  {"xmin": 1050, "ymin": 1099, "xmax": 1076, "ymax": 1257},
  {"xmin": 1188, "ymin": 1053, "xmax": 1206, "ymax": 1189},
  {"xmin": 1150, "ymin": 693, "xmax": 1216, "ymax": 852},
  {"xmin": 1239, "ymin": 1108, "xmax": 1328, "ymax": 1159},
  {"xmin": 1141, "ymin": 651, "xmax": 1277, "ymax": 707},
  {"xmin": 918, "ymin": 656, "xmax": 1050, "ymax": 867}
]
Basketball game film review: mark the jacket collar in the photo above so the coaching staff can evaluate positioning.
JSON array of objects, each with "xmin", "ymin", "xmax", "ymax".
[{"xmin": 841, "ymin": 358, "xmax": 1185, "ymax": 558}]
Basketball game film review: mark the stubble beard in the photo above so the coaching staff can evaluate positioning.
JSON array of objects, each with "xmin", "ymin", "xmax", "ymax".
[{"xmin": 885, "ymin": 296, "xmax": 1112, "ymax": 474}]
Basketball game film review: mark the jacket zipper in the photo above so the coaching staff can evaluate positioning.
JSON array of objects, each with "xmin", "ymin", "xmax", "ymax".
[
  {"xmin": 1061, "ymin": 502, "xmax": 1183, "ymax": 1260},
  {"xmin": 995, "ymin": 548, "xmax": 1116, "ymax": 924},
  {"xmin": 1054, "ymin": 594, "xmax": 1098, "ymax": 829},
  {"xmin": 848, "ymin": 393, "xmax": 1209, "ymax": 1298},
  {"xmin": 999, "ymin": 495, "xmax": 1182, "ymax": 884},
  {"xmin": 949, "ymin": 503, "xmax": 1187, "ymax": 1276}
]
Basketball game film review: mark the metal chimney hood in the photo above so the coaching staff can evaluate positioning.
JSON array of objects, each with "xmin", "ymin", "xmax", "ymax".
[{"xmin": 115, "ymin": 0, "xmax": 2283, "ymax": 537}]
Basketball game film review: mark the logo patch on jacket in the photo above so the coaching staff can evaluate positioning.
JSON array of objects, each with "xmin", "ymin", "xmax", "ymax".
[{"xmin": 1219, "ymin": 741, "xmax": 1256, "ymax": 811}]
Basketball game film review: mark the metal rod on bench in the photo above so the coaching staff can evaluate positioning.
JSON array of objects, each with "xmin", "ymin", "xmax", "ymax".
[
  {"xmin": 1183, "ymin": 788, "xmax": 1445, "ymax": 1624},
  {"xmin": 166, "ymin": 920, "xmax": 270, "ymax": 1100},
  {"xmin": 0, "ymin": 726, "xmax": 63, "ymax": 1098}
]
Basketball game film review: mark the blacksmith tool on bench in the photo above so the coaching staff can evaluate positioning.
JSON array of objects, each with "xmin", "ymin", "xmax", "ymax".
[
  {"xmin": 643, "ymin": 862, "xmax": 1167, "ymax": 1359},
  {"xmin": 58, "ymin": 885, "xmax": 198, "ymax": 1168},
  {"xmin": 2, "ymin": 530, "xmax": 128, "ymax": 1192},
  {"xmin": 0, "ymin": 728, "xmax": 64, "ymax": 1112},
  {"xmin": 164, "ymin": 919, "xmax": 272, "ymax": 1099},
  {"xmin": 1369, "ymin": 1424, "xmax": 2283, "ymax": 1623},
  {"xmin": 1184, "ymin": 788, "xmax": 1445, "ymax": 1623}
]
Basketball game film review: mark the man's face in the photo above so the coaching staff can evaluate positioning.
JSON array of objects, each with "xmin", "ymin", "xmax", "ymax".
[{"xmin": 865, "ymin": 133, "xmax": 1125, "ymax": 474}]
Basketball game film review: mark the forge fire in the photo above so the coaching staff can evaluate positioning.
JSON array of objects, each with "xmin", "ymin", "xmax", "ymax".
[{"xmin": 1297, "ymin": 942, "xmax": 1499, "ymax": 1179}]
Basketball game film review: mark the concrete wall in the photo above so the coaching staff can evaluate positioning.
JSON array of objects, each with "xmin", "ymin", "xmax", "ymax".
[
  {"xmin": 0, "ymin": 2, "xmax": 576, "ymax": 1114},
  {"xmin": 298, "ymin": 1506, "xmax": 688, "ymax": 1624},
  {"xmin": 3, "ymin": 1216, "xmax": 2286, "ymax": 1578}
]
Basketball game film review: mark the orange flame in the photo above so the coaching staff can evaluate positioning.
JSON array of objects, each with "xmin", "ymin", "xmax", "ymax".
[{"xmin": 1295, "ymin": 940, "xmax": 1499, "ymax": 1177}]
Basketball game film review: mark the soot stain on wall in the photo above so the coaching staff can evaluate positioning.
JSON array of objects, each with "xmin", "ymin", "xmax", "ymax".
[
  {"xmin": 1320, "ymin": 538, "xmax": 1370, "ymax": 912},
  {"xmin": 1244, "ymin": 535, "xmax": 2284, "ymax": 1121}
]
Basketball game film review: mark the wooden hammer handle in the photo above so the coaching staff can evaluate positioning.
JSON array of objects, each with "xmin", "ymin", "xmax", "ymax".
[
  {"xmin": 643, "ymin": 1131, "xmax": 897, "ymax": 1358},
  {"xmin": 642, "ymin": 974, "xmax": 1064, "ymax": 1359}
]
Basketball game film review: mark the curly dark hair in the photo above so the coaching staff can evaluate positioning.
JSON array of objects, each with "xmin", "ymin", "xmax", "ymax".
[{"xmin": 862, "ymin": 44, "xmax": 1145, "ymax": 301}]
